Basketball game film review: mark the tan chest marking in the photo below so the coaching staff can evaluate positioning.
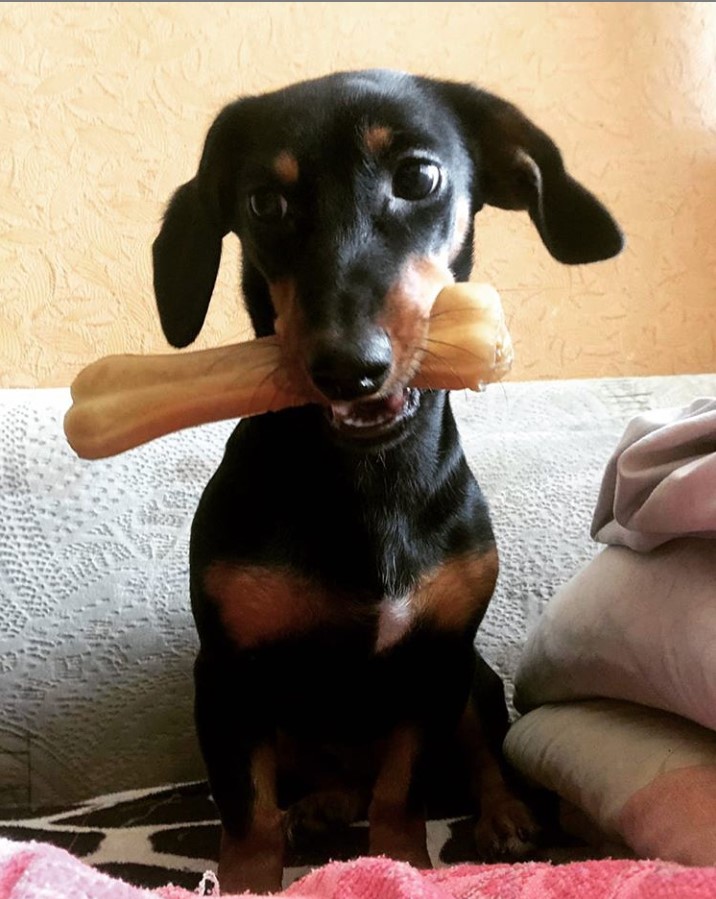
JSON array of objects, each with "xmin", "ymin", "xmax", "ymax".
[
  {"xmin": 414, "ymin": 547, "xmax": 499, "ymax": 631},
  {"xmin": 375, "ymin": 595, "xmax": 413, "ymax": 653},
  {"xmin": 204, "ymin": 564, "xmax": 343, "ymax": 648},
  {"xmin": 375, "ymin": 548, "xmax": 498, "ymax": 653},
  {"xmin": 205, "ymin": 547, "xmax": 497, "ymax": 651}
]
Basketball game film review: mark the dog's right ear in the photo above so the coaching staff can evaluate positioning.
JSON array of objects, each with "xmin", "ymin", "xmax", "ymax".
[{"xmin": 152, "ymin": 103, "xmax": 244, "ymax": 348}]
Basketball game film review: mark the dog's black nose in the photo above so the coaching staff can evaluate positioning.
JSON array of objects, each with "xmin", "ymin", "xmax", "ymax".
[{"xmin": 309, "ymin": 328, "xmax": 392, "ymax": 402}]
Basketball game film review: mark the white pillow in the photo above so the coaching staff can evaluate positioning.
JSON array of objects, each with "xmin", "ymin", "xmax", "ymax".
[
  {"xmin": 504, "ymin": 700, "xmax": 716, "ymax": 866},
  {"xmin": 514, "ymin": 538, "xmax": 716, "ymax": 731}
]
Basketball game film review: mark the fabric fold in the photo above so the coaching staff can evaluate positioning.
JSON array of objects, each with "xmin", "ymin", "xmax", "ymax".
[{"xmin": 591, "ymin": 397, "xmax": 716, "ymax": 551}]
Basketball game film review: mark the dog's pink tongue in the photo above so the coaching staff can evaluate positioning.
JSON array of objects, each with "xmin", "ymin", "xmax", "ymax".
[
  {"xmin": 357, "ymin": 391, "xmax": 404, "ymax": 416},
  {"xmin": 385, "ymin": 392, "xmax": 407, "ymax": 414}
]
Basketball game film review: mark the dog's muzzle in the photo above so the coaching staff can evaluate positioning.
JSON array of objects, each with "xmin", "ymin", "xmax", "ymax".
[{"xmin": 327, "ymin": 387, "xmax": 421, "ymax": 443}]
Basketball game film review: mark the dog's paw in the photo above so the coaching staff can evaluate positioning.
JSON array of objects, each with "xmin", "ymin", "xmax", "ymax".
[
  {"xmin": 218, "ymin": 825, "xmax": 284, "ymax": 895},
  {"xmin": 473, "ymin": 796, "xmax": 539, "ymax": 859}
]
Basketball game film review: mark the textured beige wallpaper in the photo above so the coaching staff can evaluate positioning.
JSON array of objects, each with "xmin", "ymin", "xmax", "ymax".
[{"xmin": 1, "ymin": 1, "xmax": 715, "ymax": 387}]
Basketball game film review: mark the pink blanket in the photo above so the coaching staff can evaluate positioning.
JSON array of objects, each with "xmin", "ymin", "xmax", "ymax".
[{"xmin": 2, "ymin": 839, "xmax": 716, "ymax": 899}]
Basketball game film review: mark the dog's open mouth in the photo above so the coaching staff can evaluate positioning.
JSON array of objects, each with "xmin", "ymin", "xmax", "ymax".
[{"xmin": 327, "ymin": 388, "xmax": 421, "ymax": 443}]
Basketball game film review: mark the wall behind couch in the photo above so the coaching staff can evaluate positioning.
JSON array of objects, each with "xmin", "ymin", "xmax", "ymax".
[{"xmin": 2, "ymin": 1, "xmax": 714, "ymax": 387}]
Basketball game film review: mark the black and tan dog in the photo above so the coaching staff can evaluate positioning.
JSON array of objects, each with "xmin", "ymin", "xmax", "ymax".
[{"xmin": 152, "ymin": 70, "xmax": 622, "ymax": 893}]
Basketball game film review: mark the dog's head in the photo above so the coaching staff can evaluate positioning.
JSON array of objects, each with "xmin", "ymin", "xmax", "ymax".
[{"xmin": 153, "ymin": 70, "xmax": 623, "ymax": 448}]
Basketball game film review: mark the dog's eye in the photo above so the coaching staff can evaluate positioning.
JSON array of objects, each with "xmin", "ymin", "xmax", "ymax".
[
  {"xmin": 392, "ymin": 160, "xmax": 441, "ymax": 200},
  {"xmin": 248, "ymin": 190, "xmax": 288, "ymax": 221}
]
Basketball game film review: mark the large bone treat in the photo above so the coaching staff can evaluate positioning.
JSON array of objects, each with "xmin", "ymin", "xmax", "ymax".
[{"xmin": 64, "ymin": 283, "xmax": 512, "ymax": 460}]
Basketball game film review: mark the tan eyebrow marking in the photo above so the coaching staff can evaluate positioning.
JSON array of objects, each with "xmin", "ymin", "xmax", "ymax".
[
  {"xmin": 273, "ymin": 151, "xmax": 299, "ymax": 184},
  {"xmin": 363, "ymin": 125, "xmax": 393, "ymax": 155}
]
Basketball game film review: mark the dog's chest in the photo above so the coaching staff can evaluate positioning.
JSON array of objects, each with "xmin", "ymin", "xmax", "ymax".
[
  {"xmin": 204, "ymin": 560, "xmax": 416, "ymax": 652},
  {"xmin": 203, "ymin": 547, "xmax": 497, "ymax": 653}
]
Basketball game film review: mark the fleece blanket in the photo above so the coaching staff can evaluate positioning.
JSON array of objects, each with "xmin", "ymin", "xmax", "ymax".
[{"xmin": 2, "ymin": 838, "xmax": 716, "ymax": 899}]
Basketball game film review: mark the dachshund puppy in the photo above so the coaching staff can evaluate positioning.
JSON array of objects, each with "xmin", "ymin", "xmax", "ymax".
[{"xmin": 152, "ymin": 70, "xmax": 622, "ymax": 893}]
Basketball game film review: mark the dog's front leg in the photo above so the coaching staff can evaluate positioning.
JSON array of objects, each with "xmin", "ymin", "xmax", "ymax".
[
  {"xmin": 460, "ymin": 653, "xmax": 538, "ymax": 859},
  {"xmin": 368, "ymin": 724, "xmax": 432, "ymax": 869},
  {"xmin": 194, "ymin": 653, "xmax": 284, "ymax": 895}
]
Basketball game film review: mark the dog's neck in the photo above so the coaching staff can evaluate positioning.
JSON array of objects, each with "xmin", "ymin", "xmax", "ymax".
[
  {"xmin": 327, "ymin": 390, "xmax": 467, "ymax": 596},
  {"xmin": 335, "ymin": 390, "xmax": 460, "ymax": 498},
  {"xmin": 233, "ymin": 390, "xmax": 470, "ymax": 597}
]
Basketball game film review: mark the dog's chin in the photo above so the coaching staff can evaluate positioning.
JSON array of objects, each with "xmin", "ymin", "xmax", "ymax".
[{"xmin": 324, "ymin": 387, "xmax": 422, "ymax": 452}]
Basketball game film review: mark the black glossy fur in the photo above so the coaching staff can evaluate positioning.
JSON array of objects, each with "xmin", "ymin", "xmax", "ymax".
[{"xmin": 152, "ymin": 70, "xmax": 622, "ymax": 893}]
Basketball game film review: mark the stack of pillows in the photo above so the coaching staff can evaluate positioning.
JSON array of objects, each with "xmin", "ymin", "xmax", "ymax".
[{"xmin": 505, "ymin": 398, "xmax": 716, "ymax": 865}]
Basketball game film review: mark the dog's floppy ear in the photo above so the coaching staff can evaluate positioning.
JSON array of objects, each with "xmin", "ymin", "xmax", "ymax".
[
  {"xmin": 152, "ymin": 103, "xmax": 244, "ymax": 347},
  {"xmin": 438, "ymin": 82, "xmax": 624, "ymax": 264}
]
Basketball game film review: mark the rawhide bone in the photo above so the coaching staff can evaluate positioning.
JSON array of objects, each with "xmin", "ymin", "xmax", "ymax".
[{"xmin": 64, "ymin": 282, "xmax": 512, "ymax": 460}]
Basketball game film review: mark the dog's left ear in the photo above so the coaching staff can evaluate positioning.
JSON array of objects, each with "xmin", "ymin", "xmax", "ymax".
[{"xmin": 437, "ymin": 82, "xmax": 624, "ymax": 264}]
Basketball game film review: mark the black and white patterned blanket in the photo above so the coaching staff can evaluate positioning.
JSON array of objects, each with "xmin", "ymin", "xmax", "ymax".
[{"xmin": 1, "ymin": 781, "xmax": 538, "ymax": 891}]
